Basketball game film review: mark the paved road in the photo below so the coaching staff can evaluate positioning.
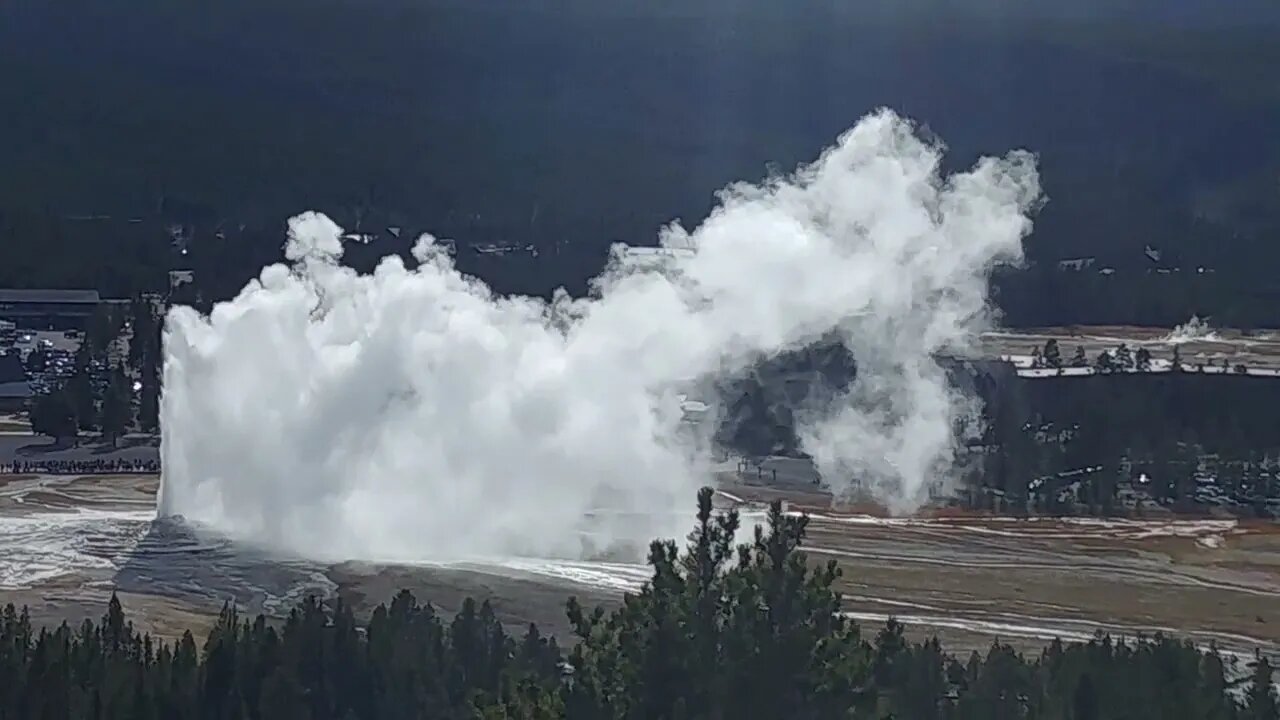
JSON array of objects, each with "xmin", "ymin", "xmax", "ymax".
[{"xmin": 735, "ymin": 455, "xmax": 822, "ymax": 486}]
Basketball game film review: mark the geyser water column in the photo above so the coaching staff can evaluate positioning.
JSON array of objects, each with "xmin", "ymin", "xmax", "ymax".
[{"xmin": 158, "ymin": 109, "xmax": 1041, "ymax": 564}]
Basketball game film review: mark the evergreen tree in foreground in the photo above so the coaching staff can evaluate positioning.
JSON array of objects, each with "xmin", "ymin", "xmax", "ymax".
[
  {"xmin": 563, "ymin": 487, "xmax": 871, "ymax": 719},
  {"xmin": 1248, "ymin": 654, "xmax": 1279, "ymax": 720}
]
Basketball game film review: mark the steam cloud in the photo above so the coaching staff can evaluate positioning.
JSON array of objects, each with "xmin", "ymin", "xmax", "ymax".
[
  {"xmin": 1165, "ymin": 316, "xmax": 1220, "ymax": 345},
  {"xmin": 159, "ymin": 110, "xmax": 1041, "ymax": 563}
]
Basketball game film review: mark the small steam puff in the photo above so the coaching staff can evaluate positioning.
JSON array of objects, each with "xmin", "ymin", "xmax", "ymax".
[{"xmin": 159, "ymin": 109, "xmax": 1041, "ymax": 563}]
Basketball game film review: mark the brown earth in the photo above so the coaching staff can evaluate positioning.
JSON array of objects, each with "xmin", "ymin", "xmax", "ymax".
[{"xmin": 2, "ymin": 471, "xmax": 1276, "ymax": 662}]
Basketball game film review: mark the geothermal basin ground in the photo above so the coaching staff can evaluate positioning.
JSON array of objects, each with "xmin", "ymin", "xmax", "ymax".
[
  {"xmin": 1, "ymin": 471, "xmax": 1277, "ymax": 666},
  {"xmin": 978, "ymin": 325, "xmax": 1280, "ymax": 376}
]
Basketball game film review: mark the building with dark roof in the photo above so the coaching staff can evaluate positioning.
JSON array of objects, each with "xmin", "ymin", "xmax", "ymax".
[
  {"xmin": 0, "ymin": 353, "xmax": 31, "ymax": 413},
  {"xmin": 0, "ymin": 353, "xmax": 24, "ymax": 383},
  {"xmin": 0, "ymin": 381, "xmax": 33, "ymax": 413},
  {"xmin": 0, "ymin": 289, "xmax": 127, "ymax": 330}
]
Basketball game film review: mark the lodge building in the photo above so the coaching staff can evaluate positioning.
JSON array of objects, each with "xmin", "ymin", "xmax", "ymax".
[{"xmin": 0, "ymin": 289, "xmax": 129, "ymax": 331}]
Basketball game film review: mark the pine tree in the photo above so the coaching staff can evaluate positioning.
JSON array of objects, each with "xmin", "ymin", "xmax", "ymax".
[
  {"xmin": 127, "ymin": 297, "xmax": 155, "ymax": 373},
  {"xmin": 0, "ymin": 491, "xmax": 1269, "ymax": 720},
  {"xmin": 564, "ymin": 489, "xmax": 873, "ymax": 720},
  {"xmin": 1114, "ymin": 343, "xmax": 1134, "ymax": 370},
  {"xmin": 87, "ymin": 305, "xmax": 123, "ymax": 359},
  {"xmin": 1247, "ymin": 654, "xmax": 1279, "ymax": 720},
  {"xmin": 139, "ymin": 365, "xmax": 160, "ymax": 433},
  {"xmin": 1095, "ymin": 350, "xmax": 1115, "ymax": 374},
  {"xmin": 1073, "ymin": 672, "xmax": 1099, "ymax": 720},
  {"xmin": 1043, "ymin": 339, "xmax": 1062, "ymax": 369},
  {"xmin": 1071, "ymin": 345, "xmax": 1088, "ymax": 367},
  {"xmin": 30, "ymin": 388, "xmax": 79, "ymax": 441},
  {"xmin": 100, "ymin": 364, "xmax": 133, "ymax": 445},
  {"xmin": 128, "ymin": 297, "xmax": 163, "ymax": 435},
  {"xmin": 24, "ymin": 346, "xmax": 50, "ymax": 373},
  {"xmin": 67, "ymin": 356, "xmax": 98, "ymax": 432},
  {"xmin": 1135, "ymin": 347, "xmax": 1153, "ymax": 372}
]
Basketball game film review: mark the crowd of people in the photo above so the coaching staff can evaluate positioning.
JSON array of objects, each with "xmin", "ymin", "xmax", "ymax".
[{"xmin": 0, "ymin": 457, "xmax": 159, "ymax": 475}]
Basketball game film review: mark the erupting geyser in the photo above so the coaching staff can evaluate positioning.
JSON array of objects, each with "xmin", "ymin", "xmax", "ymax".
[{"xmin": 158, "ymin": 110, "xmax": 1041, "ymax": 563}]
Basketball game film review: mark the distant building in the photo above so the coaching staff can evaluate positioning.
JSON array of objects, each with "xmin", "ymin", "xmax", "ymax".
[
  {"xmin": 167, "ymin": 271, "xmax": 199, "ymax": 306},
  {"xmin": 676, "ymin": 394, "xmax": 710, "ymax": 425},
  {"xmin": 0, "ymin": 289, "xmax": 128, "ymax": 330},
  {"xmin": 481, "ymin": 243, "xmax": 538, "ymax": 258},
  {"xmin": 1057, "ymin": 257, "xmax": 1095, "ymax": 271},
  {"xmin": 0, "ymin": 381, "xmax": 33, "ymax": 413},
  {"xmin": 616, "ymin": 243, "xmax": 696, "ymax": 272},
  {"xmin": 168, "ymin": 270, "xmax": 195, "ymax": 293}
]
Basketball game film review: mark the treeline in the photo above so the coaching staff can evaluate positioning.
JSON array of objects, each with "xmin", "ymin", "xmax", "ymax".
[
  {"xmin": 1, "ymin": 491, "xmax": 1277, "ymax": 719},
  {"xmin": 25, "ymin": 299, "xmax": 163, "ymax": 443},
  {"xmin": 0, "ymin": 210, "xmax": 609, "ymax": 308},
  {"xmin": 6, "ymin": 206, "xmax": 1280, "ymax": 330},
  {"xmin": 4, "ymin": 0, "xmax": 1280, "ymax": 329},
  {"xmin": 715, "ymin": 347, "xmax": 1280, "ymax": 516},
  {"xmin": 994, "ymin": 262, "xmax": 1280, "ymax": 330},
  {"xmin": 0, "ymin": 213, "xmax": 175, "ymax": 299},
  {"xmin": 0, "ymin": 211, "xmax": 276, "ymax": 302},
  {"xmin": 972, "ymin": 363, "xmax": 1280, "ymax": 515}
]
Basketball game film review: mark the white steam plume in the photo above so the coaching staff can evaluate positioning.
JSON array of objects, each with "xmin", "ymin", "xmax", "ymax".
[
  {"xmin": 159, "ymin": 109, "xmax": 1040, "ymax": 563},
  {"xmin": 1165, "ymin": 316, "xmax": 1220, "ymax": 345}
]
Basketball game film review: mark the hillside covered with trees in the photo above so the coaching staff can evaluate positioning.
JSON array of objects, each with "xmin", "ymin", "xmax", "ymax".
[
  {"xmin": 2, "ymin": 0, "xmax": 1279, "ymax": 326},
  {"xmin": 1, "ymin": 492, "xmax": 1275, "ymax": 719}
]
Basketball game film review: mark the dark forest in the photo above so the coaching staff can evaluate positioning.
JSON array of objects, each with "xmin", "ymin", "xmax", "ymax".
[{"xmin": 3, "ymin": 0, "xmax": 1280, "ymax": 327}]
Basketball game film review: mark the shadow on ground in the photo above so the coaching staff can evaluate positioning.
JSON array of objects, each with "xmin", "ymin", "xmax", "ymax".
[{"xmin": 110, "ymin": 517, "xmax": 335, "ymax": 617}]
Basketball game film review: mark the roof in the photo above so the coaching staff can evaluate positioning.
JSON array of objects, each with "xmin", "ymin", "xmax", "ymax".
[
  {"xmin": 0, "ymin": 289, "xmax": 102, "ymax": 304},
  {"xmin": 0, "ymin": 381, "xmax": 32, "ymax": 399},
  {"xmin": 0, "ymin": 354, "xmax": 24, "ymax": 383},
  {"xmin": 619, "ymin": 246, "xmax": 696, "ymax": 263}
]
